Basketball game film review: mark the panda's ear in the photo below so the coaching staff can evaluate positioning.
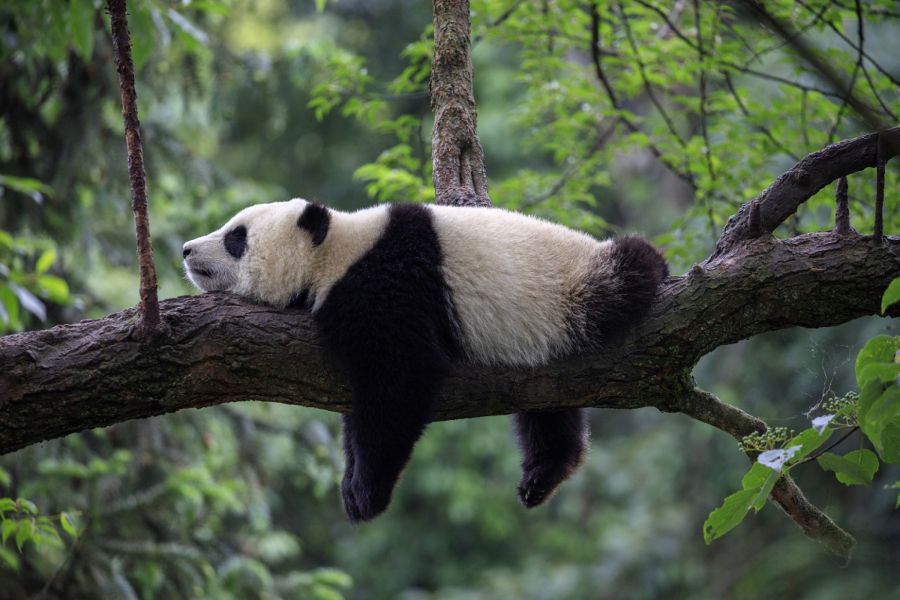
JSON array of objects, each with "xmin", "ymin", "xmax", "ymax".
[{"xmin": 297, "ymin": 202, "xmax": 331, "ymax": 247}]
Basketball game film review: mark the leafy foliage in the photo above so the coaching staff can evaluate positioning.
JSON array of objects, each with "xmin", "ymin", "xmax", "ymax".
[{"xmin": 705, "ymin": 279, "xmax": 900, "ymax": 543}]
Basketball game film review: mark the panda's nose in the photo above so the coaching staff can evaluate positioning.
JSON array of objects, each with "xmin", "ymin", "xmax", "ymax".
[{"xmin": 183, "ymin": 246, "xmax": 192, "ymax": 258}]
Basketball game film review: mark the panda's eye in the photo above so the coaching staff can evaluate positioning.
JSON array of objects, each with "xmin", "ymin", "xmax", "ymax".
[{"xmin": 224, "ymin": 225, "xmax": 248, "ymax": 259}]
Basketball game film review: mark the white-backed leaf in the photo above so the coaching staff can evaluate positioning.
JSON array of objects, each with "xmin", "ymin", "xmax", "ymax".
[{"xmin": 758, "ymin": 445, "xmax": 801, "ymax": 471}]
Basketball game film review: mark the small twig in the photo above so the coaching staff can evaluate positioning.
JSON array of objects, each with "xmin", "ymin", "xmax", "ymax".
[
  {"xmin": 619, "ymin": 2, "xmax": 687, "ymax": 149},
  {"xmin": 632, "ymin": 0, "xmax": 696, "ymax": 48},
  {"xmin": 740, "ymin": 2, "xmax": 829, "ymax": 67},
  {"xmin": 107, "ymin": 0, "xmax": 161, "ymax": 335},
  {"xmin": 590, "ymin": 3, "xmax": 696, "ymax": 189},
  {"xmin": 850, "ymin": 0, "xmax": 899, "ymax": 122},
  {"xmin": 826, "ymin": 61, "xmax": 860, "ymax": 144},
  {"xmin": 693, "ymin": 0, "xmax": 716, "ymax": 183},
  {"xmin": 473, "ymin": 0, "xmax": 527, "ymax": 43},
  {"xmin": 679, "ymin": 386, "xmax": 856, "ymax": 558},
  {"xmin": 590, "ymin": 3, "xmax": 619, "ymax": 107},
  {"xmin": 796, "ymin": 0, "xmax": 900, "ymax": 89},
  {"xmin": 792, "ymin": 427, "xmax": 859, "ymax": 467},
  {"xmin": 520, "ymin": 123, "xmax": 617, "ymax": 208},
  {"xmin": 655, "ymin": 0, "xmax": 686, "ymax": 40},
  {"xmin": 490, "ymin": 0, "xmax": 526, "ymax": 28},
  {"xmin": 800, "ymin": 90, "xmax": 810, "ymax": 148},
  {"xmin": 723, "ymin": 73, "xmax": 799, "ymax": 161},
  {"xmin": 736, "ymin": 0, "xmax": 885, "ymax": 134},
  {"xmin": 834, "ymin": 176, "xmax": 853, "ymax": 235},
  {"xmin": 732, "ymin": 65, "xmax": 851, "ymax": 101},
  {"xmin": 37, "ymin": 516, "xmax": 92, "ymax": 599}
]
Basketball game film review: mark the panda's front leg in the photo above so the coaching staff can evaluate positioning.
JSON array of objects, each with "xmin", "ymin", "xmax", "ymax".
[{"xmin": 339, "ymin": 375, "xmax": 442, "ymax": 523}]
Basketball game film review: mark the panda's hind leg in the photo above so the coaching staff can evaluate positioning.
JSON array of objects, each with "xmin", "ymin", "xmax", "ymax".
[{"xmin": 513, "ymin": 408, "xmax": 589, "ymax": 508}]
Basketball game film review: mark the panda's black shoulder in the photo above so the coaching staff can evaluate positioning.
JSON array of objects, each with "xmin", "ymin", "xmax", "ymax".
[
  {"xmin": 312, "ymin": 201, "xmax": 462, "ymax": 371},
  {"xmin": 341, "ymin": 202, "xmax": 444, "ymax": 281}
]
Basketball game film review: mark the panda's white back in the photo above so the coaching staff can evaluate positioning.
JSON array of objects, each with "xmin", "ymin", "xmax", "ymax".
[{"xmin": 427, "ymin": 205, "xmax": 612, "ymax": 367}]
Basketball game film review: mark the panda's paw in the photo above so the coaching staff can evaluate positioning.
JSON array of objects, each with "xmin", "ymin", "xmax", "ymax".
[
  {"xmin": 517, "ymin": 468, "xmax": 561, "ymax": 508},
  {"xmin": 341, "ymin": 473, "xmax": 393, "ymax": 523}
]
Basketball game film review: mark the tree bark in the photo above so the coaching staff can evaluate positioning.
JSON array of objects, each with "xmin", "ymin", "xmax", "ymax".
[{"xmin": 430, "ymin": 0, "xmax": 491, "ymax": 207}]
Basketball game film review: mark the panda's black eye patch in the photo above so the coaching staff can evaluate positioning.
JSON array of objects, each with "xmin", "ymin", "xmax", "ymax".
[{"xmin": 224, "ymin": 225, "xmax": 248, "ymax": 259}]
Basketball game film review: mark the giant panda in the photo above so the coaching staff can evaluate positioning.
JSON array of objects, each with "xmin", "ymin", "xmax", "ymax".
[{"xmin": 183, "ymin": 199, "xmax": 668, "ymax": 523}]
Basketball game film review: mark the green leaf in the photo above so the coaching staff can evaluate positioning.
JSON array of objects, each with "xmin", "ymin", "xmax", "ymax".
[
  {"xmin": 35, "ymin": 249, "xmax": 56, "ymax": 275},
  {"xmin": 703, "ymin": 488, "xmax": 758, "ymax": 544},
  {"xmin": 16, "ymin": 499, "xmax": 36, "ymax": 515},
  {"xmin": 741, "ymin": 460, "xmax": 783, "ymax": 512},
  {"xmin": 0, "ymin": 545, "xmax": 19, "ymax": 571},
  {"xmin": 7, "ymin": 283, "xmax": 45, "ymax": 322},
  {"xmin": 0, "ymin": 175, "xmax": 53, "ymax": 203},
  {"xmin": 741, "ymin": 462, "xmax": 771, "ymax": 489},
  {"xmin": 882, "ymin": 277, "xmax": 900, "ymax": 314},
  {"xmin": 37, "ymin": 275, "xmax": 70, "ymax": 304},
  {"xmin": 312, "ymin": 568, "xmax": 352, "ymax": 588},
  {"xmin": 1, "ymin": 520, "xmax": 15, "ymax": 545},
  {"xmin": 856, "ymin": 335, "xmax": 900, "ymax": 387},
  {"xmin": 69, "ymin": 0, "xmax": 96, "ymax": 60},
  {"xmin": 858, "ymin": 362, "xmax": 900, "ymax": 385},
  {"xmin": 0, "ymin": 498, "xmax": 16, "ymax": 514},
  {"xmin": 859, "ymin": 378, "xmax": 886, "ymax": 426},
  {"xmin": 860, "ymin": 385, "xmax": 900, "ymax": 452},
  {"xmin": 0, "ymin": 285, "xmax": 18, "ymax": 329},
  {"xmin": 880, "ymin": 422, "xmax": 900, "ymax": 464},
  {"xmin": 790, "ymin": 426, "xmax": 833, "ymax": 462},
  {"xmin": 818, "ymin": 450, "xmax": 879, "ymax": 486},
  {"xmin": 750, "ymin": 468, "xmax": 780, "ymax": 512},
  {"xmin": 15, "ymin": 521, "xmax": 32, "ymax": 552},
  {"xmin": 60, "ymin": 513, "xmax": 77, "ymax": 537}
]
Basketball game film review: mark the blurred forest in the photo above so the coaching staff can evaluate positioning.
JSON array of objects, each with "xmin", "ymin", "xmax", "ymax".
[{"xmin": 1, "ymin": 0, "xmax": 900, "ymax": 598}]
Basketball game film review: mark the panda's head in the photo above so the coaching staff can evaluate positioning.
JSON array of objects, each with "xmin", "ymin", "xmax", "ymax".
[{"xmin": 183, "ymin": 198, "xmax": 331, "ymax": 307}]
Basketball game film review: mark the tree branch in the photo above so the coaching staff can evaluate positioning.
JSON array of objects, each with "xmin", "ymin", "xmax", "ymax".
[
  {"xmin": 107, "ymin": 0, "xmax": 160, "ymax": 337},
  {"xmin": 430, "ymin": 0, "xmax": 491, "ymax": 207},
  {"xmin": 2, "ymin": 230, "xmax": 897, "ymax": 456},
  {"xmin": 676, "ymin": 385, "xmax": 856, "ymax": 557},
  {"xmin": 714, "ymin": 126, "xmax": 900, "ymax": 255}
]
